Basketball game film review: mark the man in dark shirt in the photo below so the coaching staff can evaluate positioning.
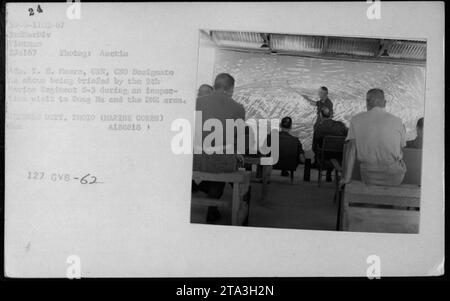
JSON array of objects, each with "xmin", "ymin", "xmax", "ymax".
[
  {"xmin": 192, "ymin": 83, "xmax": 215, "ymax": 193},
  {"xmin": 269, "ymin": 117, "xmax": 305, "ymax": 176},
  {"xmin": 303, "ymin": 86, "xmax": 334, "ymax": 129},
  {"xmin": 312, "ymin": 106, "xmax": 348, "ymax": 180},
  {"xmin": 193, "ymin": 73, "xmax": 247, "ymax": 223},
  {"xmin": 197, "ymin": 84, "xmax": 213, "ymax": 98},
  {"xmin": 406, "ymin": 117, "xmax": 423, "ymax": 149},
  {"xmin": 312, "ymin": 107, "xmax": 348, "ymax": 154}
]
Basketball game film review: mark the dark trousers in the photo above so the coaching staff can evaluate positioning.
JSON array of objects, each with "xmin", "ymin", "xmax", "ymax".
[
  {"xmin": 197, "ymin": 181, "xmax": 226, "ymax": 199},
  {"xmin": 192, "ymin": 180, "xmax": 251, "ymax": 225},
  {"xmin": 192, "ymin": 181, "xmax": 251, "ymax": 202}
]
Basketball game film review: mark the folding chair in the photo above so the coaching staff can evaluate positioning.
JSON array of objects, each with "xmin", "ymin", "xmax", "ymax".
[{"xmin": 316, "ymin": 135, "xmax": 346, "ymax": 187}]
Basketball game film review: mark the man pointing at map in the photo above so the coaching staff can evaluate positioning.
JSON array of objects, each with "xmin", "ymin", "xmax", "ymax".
[
  {"xmin": 302, "ymin": 86, "xmax": 334, "ymax": 167},
  {"xmin": 303, "ymin": 86, "xmax": 334, "ymax": 129}
]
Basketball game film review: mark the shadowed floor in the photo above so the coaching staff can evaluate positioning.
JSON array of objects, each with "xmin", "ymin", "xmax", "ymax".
[{"xmin": 190, "ymin": 166, "xmax": 339, "ymax": 231}]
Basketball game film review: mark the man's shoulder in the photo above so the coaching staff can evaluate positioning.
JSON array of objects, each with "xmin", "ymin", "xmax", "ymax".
[
  {"xmin": 229, "ymin": 98, "xmax": 245, "ymax": 115},
  {"xmin": 196, "ymin": 95, "xmax": 208, "ymax": 105},
  {"xmin": 350, "ymin": 111, "xmax": 366, "ymax": 123},
  {"xmin": 384, "ymin": 111, "xmax": 402, "ymax": 122},
  {"xmin": 318, "ymin": 119, "xmax": 333, "ymax": 128},
  {"xmin": 333, "ymin": 119, "xmax": 347, "ymax": 128},
  {"xmin": 195, "ymin": 97, "xmax": 206, "ymax": 110},
  {"xmin": 280, "ymin": 131, "xmax": 300, "ymax": 143},
  {"xmin": 196, "ymin": 94, "xmax": 217, "ymax": 107},
  {"xmin": 381, "ymin": 111, "xmax": 403, "ymax": 128},
  {"xmin": 230, "ymin": 97, "xmax": 244, "ymax": 108}
]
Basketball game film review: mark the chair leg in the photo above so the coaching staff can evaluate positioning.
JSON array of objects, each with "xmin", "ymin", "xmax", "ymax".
[
  {"xmin": 336, "ymin": 187, "xmax": 344, "ymax": 231},
  {"xmin": 334, "ymin": 169, "xmax": 339, "ymax": 203},
  {"xmin": 290, "ymin": 170, "xmax": 294, "ymax": 184},
  {"xmin": 303, "ymin": 159, "xmax": 311, "ymax": 182},
  {"xmin": 318, "ymin": 165, "xmax": 322, "ymax": 187},
  {"xmin": 335, "ymin": 190, "xmax": 341, "ymax": 231},
  {"xmin": 326, "ymin": 169, "xmax": 333, "ymax": 182}
]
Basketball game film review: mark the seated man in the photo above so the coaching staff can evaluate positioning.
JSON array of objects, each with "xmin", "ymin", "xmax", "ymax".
[
  {"xmin": 192, "ymin": 83, "xmax": 215, "ymax": 193},
  {"xmin": 406, "ymin": 117, "xmax": 423, "ymax": 149},
  {"xmin": 312, "ymin": 107, "xmax": 348, "ymax": 180},
  {"xmin": 192, "ymin": 73, "xmax": 249, "ymax": 223},
  {"xmin": 341, "ymin": 88, "xmax": 407, "ymax": 186},
  {"xmin": 312, "ymin": 106, "xmax": 348, "ymax": 154},
  {"xmin": 272, "ymin": 117, "xmax": 305, "ymax": 177}
]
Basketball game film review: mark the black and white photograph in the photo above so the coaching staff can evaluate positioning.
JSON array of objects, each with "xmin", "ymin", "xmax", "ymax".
[
  {"xmin": 191, "ymin": 30, "xmax": 425, "ymax": 233},
  {"xmin": 2, "ymin": 2, "xmax": 445, "ymax": 281}
]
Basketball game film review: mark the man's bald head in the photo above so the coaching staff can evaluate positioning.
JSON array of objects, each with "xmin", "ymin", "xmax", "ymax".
[
  {"xmin": 366, "ymin": 88, "xmax": 386, "ymax": 110},
  {"xmin": 214, "ymin": 73, "xmax": 235, "ymax": 97}
]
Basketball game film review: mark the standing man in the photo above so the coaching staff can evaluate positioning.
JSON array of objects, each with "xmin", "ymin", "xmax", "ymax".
[
  {"xmin": 303, "ymin": 86, "xmax": 334, "ymax": 129},
  {"xmin": 303, "ymin": 86, "xmax": 334, "ymax": 167}
]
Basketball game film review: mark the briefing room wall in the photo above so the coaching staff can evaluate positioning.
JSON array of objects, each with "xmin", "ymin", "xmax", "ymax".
[{"xmin": 213, "ymin": 49, "xmax": 426, "ymax": 150}]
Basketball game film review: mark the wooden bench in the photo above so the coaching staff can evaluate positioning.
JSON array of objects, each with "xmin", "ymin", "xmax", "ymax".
[
  {"xmin": 333, "ymin": 146, "xmax": 422, "ymax": 232},
  {"xmin": 192, "ymin": 170, "xmax": 251, "ymax": 225},
  {"xmin": 346, "ymin": 148, "xmax": 422, "ymax": 185},
  {"xmin": 340, "ymin": 181, "xmax": 420, "ymax": 233}
]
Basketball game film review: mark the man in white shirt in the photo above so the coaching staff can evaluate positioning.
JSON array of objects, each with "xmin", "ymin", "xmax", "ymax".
[{"xmin": 341, "ymin": 88, "xmax": 407, "ymax": 186}]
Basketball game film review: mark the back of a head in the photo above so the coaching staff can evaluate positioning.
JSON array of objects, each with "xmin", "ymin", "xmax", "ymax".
[
  {"xmin": 416, "ymin": 117, "xmax": 424, "ymax": 130},
  {"xmin": 197, "ymin": 84, "xmax": 213, "ymax": 98},
  {"xmin": 280, "ymin": 117, "xmax": 292, "ymax": 130},
  {"xmin": 319, "ymin": 86, "xmax": 328, "ymax": 99},
  {"xmin": 416, "ymin": 117, "xmax": 424, "ymax": 138},
  {"xmin": 214, "ymin": 73, "xmax": 235, "ymax": 94},
  {"xmin": 366, "ymin": 88, "xmax": 386, "ymax": 110}
]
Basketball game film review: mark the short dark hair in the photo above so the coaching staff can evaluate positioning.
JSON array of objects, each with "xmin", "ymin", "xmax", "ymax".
[
  {"xmin": 199, "ymin": 84, "xmax": 213, "ymax": 91},
  {"xmin": 280, "ymin": 117, "xmax": 292, "ymax": 129},
  {"xmin": 366, "ymin": 88, "xmax": 386, "ymax": 108},
  {"xmin": 367, "ymin": 88, "xmax": 385, "ymax": 99},
  {"xmin": 214, "ymin": 73, "xmax": 235, "ymax": 91},
  {"xmin": 416, "ymin": 117, "xmax": 424, "ymax": 129},
  {"xmin": 320, "ymin": 86, "xmax": 328, "ymax": 93},
  {"xmin": 197, "ymin": 84, "xmax": 214, "ymax": 97}
]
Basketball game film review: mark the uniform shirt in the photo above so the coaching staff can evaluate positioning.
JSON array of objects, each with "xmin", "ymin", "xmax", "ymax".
[
  {"xmin": 267, "ymin": 131, "xmax": 304, "ymax": 170},
  {"xmin": 315, "ymin": 98, "xmax": 334, "ymax": 125},
  {"xmin": 195, "ymin": 91, "xmax": 245, "ymax": 150},
  {"xmin": 346, "ymin": 107, "xmax": 406, "ymax": 168},
  {"xmin": 193, "ymin": 91, "xmax": 246, "ymax": 173},
  {"xmin": 313, "ymin": 118, "xmax": 348, "ymax": 153}
]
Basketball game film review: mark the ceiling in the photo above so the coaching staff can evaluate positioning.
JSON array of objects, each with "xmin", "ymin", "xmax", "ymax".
[{"xmin": 203, "ymin": 30, "xmax": 426, "ymax": 65}]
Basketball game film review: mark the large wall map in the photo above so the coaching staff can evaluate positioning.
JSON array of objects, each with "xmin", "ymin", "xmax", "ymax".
[{"xmin": 213, "ymin": 49, "xmax": 426, "ymax": 150}]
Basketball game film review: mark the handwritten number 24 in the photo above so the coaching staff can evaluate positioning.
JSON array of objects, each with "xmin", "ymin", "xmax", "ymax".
[{"xmin": 29, "ymin": 5, "xmax": 43, "ymax": 16}]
